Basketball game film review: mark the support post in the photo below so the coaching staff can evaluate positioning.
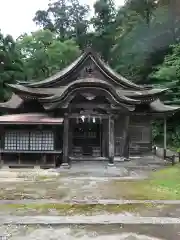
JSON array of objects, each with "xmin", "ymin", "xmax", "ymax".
[
  {"xmin": 122, "ymin": 115, "xmax": 130, "ymax": 160},
  {"xmin": 172, "ymin": 155, "xmax": 175, "ymax": 166},
  {"xmin": 108, "ymin": 115, "xmax": 114, "ymax": 166},
  {"xmin": 124, "ymin": 134, "xmax": 130, "ymax": 161},
  {"xmin": 163, "ymin": 117, "xmax": 167, "ymax": 159},
  {"xmin": 102, "ymin": 119, "xmax": 107, "ymax": 157},
  {"xmin": 62, "ymin": 113, "xmax": 70, "ymax": 168}
]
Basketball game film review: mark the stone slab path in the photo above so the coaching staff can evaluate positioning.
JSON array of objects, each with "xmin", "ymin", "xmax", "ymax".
[
  {"xmin": 1, "ymin": 199, "xmax": 180, "ymax": 205},
  {"xmin": 1, "ymin": 224, "xmax": 180, "ymax": 240},
  {"xmin": 0, "ymin": 157, "xmax": 179, "ymax": 239},
  {"xmin": 1, "ymin": 214, "xmax": 180, "ymax": 225}
]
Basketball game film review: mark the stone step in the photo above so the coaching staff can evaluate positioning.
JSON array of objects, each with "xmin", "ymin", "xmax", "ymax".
[
  {"xmin": 1, "ymin": 199, "xmax": 180, "ymax": 205},
  {"xmin": 1, "ymin": 224, "xmax": 180, "ymax": 240},
  {"xmin": 1, "ymin": 215, "xmax": 180, "ymax": 225}
]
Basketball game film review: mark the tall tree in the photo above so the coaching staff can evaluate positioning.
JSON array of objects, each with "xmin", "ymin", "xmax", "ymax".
[
  {"xmin": 0, "ymin": 31, "xmax": 24, "ymax": 100},
  {"xmin": 125, "ymin": 0, "xmax": 157, "ymax": 26},
  {"xmin": 16, "ymin": 30, "xmax": 81, "ymax": 81},
  {"xmin": 33, "ymin": 0, "xmax": 90, "ymax": 48},
  {"xmin": 91, "ymin": 0, "xmax": 117, "ymax": 61},
  {"xmin": 149, "ymin": 43, "xmax": 180, "ymax": 104},
  {"xmin": 110, "ymin": 1, "xmax": 179, "ymax": 82}
]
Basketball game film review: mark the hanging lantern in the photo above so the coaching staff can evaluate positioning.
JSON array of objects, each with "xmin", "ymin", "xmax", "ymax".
[
  {"xmin": 93, "ymin": 117, "xmax": 96, "ymax": 123},
  {"xmin": 81, "ymin": 115, "xmax": 85, "ymax": 122}
]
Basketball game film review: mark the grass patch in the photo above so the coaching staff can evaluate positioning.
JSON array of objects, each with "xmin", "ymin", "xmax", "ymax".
[
  {"xmin": 106, "ymin": 165, "xmax": 180, "ymax": 200},
  {"xmin": 0, "ymin": 203, "xmax": 156, "ymax": 216},
  {"xmin": 0, "ymin": 181, "xmax": 68, "ymax": 200}
]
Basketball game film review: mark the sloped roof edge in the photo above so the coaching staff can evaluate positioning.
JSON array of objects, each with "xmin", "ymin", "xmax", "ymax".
[
  {"xmin": 150, "ymin": 99, "xmax": 180, "ymax": 113},
  {"xmin": 17, "ymin": 48, "xmax": 148, "ymax": 90},
  {"xmin": 0, "ymin": 94, "xmax": 23, "ymax": 110},
  {"xmin": 7, "ymin": 79, "xmax": 167, "ymax": 103}
]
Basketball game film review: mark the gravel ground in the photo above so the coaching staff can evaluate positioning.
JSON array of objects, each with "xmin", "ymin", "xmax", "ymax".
[
  {"xmin": 0, "ymin": 157, "xmax": 179, "ymax": 239},
  {"xmin": 0, "ymin": 157, "xmax": 166, "ymax": 201},
  {"xmin": 0, "ymin": 224, "xmax": 179, "ymax": 240}
]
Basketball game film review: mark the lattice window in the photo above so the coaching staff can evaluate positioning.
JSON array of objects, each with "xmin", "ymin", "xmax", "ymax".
[
  {"xmin": 29, "ymin": 131, "xmax": 42, "ymax": 151},
  {"xmin": 4, "ymin": 131, "xmax": 17, "ymax": 150},
  {"xmin": 41, "ymin": 131, "xmax": 54, "ymax": 151},
  {"xmin": 16, "ymin": 131, "xmax": 29, "ymax": 150},
  {"xmin": 3, "ymin": 130, "xmax": 54, "ymax": 151}
]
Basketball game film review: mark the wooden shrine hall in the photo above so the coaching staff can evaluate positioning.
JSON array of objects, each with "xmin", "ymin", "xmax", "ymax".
[{"xmin": 0, "ymin": 48, "xmax": 179, "ymax": 168}]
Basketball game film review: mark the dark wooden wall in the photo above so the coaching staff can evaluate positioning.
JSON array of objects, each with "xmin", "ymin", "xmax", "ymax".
[
  {"xmin": 114, "ymin": 115, "xmax": 129, "ymax": 157},
  {"xmin": 129, "ymin": 116, "xmax": 152, "ymax": 155},
  {"xmin": 114, "ymin": 115, "xmax": 152, "ymax": 157}
]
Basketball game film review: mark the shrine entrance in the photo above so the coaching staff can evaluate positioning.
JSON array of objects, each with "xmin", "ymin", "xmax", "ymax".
[
  {"xmin": 62, "ymin": 93, "xmax": 118, "ymax": 164},
  {"xmin": 69, "ymin": 117, "xmax": 104, "ymax": 158}
]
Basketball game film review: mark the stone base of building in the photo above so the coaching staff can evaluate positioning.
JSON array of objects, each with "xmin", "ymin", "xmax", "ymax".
[{"xmin": 60, "ymin": 163, "xmax": 71, "ymax": 169}]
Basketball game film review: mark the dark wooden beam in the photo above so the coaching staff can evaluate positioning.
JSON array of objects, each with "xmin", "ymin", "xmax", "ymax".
[
  {"xmin": 122, "ymin": 116, "xmax": 130, "ymax": 160},
  {"xmin": 108, "ymin": 116, "xmax": 115, "ymax": 165},
  {"xmin": 62, "ymin": 113, "xmax": 70, "ymax": 168},
  {"xmin": 68, "ymin": 113, "xmax": 109, "ymax": 119},
  {"xmin": 102, "ymin": 119, "xmax": 108, "ymax": 157},
  {"xmin": 70, "ymin": 103, "xmax": 110, "ymax": 109}
]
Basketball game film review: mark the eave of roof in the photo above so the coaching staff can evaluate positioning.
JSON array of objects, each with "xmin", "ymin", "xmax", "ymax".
[
  {"xmin": 0, "ymin": 113, "xmax": 63, "ymax": 125},
  {"xmin": 6, "ymin": 79, "xmax": 166, "ymax": 103},
  {"xmin": 7, "ymin": 84, "xmax": 56, "ymax": 97},
  {"xmin": 37, "ymin": 80, "xmax": 140, "ymax": 106},
  {"xmin": 0, "ymin": 94, "xmax": 23, "ymax": 109},
  {"xmin": 17, "ymin": 48, "xmax": 148, "ymax": 90},
  {"xmin": 116, "ymin": 88, "xmax": 168, "ymax": 98},
  {"xmin": 17, "ymin": 52, "xmax": 86, "ymax": 88},
  {"xmin": 150, "ymin": 99, "xmax": 180, "ymax": 113}
]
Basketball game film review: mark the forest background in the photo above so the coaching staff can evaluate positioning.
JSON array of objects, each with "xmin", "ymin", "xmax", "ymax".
[{"xmin": 1, "ymin": 0, "xmax": 180, "ymax": 149}]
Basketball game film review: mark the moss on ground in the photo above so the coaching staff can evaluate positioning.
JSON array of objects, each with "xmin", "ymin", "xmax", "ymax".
[
  {"xmin": 0, "ymin": 203, "xmax": 157, "ymax": 216},
  {"xmin": 1, "ymin": 165, "xmax": 180, "ymax": 200},
  {"xmin": 104, "ymin": 165, "xmax": 180, "ymax": 200}
]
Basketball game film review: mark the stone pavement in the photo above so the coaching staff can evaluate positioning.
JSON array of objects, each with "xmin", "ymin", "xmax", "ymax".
[
  {"xmin": 1, "ymin": 214, "xmax": 180, "ymax": 225},
  {"xmin": 1, "ymin": 199, "xmax": 180, "ymax": 205},
  {"xmin": 0, "ymin": 156, "xmax": 180, "ymax": 239}
]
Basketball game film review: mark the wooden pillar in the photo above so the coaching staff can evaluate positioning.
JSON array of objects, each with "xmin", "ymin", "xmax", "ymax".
[
  {"xmin": 108, "ymin": 115, "xmax": 115, "ymax": 165},
  {"xmin": 0, "ymin": 130, "xmax": 4, "ymax": 168},
  {"xmin": 62, "ymin": 113, "xmax": 70, "ymax": 168},
  {"xmin": 163, "ymin": 116, "xmax": 167, "ymax": 159},
  {"xmin": 122, "ymin": 115, "xmax": 130, "ymax": 160},
  {"xmin": 102, "ymin": 119, "xmax": 107, "ymax": 157},
  {"xmin": 68, "ymin": 118, "xmax": 73, "ymax": 156}
]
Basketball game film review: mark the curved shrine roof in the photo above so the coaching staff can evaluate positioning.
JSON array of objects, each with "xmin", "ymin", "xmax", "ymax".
[
  {"xmin": 7, "ymin": 79, "xmax": 166, "ymax": 103},
  {"xmin": 0, "ymin": 48, "xmax": 179, "ymax": 115},
  {"xmin": 18, "ymin": 48, "xmax": 148, "ymax": 90}
]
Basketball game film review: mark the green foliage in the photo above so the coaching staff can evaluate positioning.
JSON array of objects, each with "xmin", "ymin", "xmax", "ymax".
[
  {"xmin": 16, "ymin": 30, "xmax": 81, "ymax": 81},
  {"xmin": 150, "ymin": 44, "xmax": 180, "ymax": 104},
  {"xmin": 125, "ymin": 0, "xmax": 157, "ymax": 25},
  {"xmin": 0, "ymin": 31, "xmax": 24, "ymax": 100},
  {"xmin": 91, "ymin": 0, "xmax": 117, "ymax": 61},
  {"xmin": 33, "ymin": 0, "xmax": 90, "ymax": 48}
]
